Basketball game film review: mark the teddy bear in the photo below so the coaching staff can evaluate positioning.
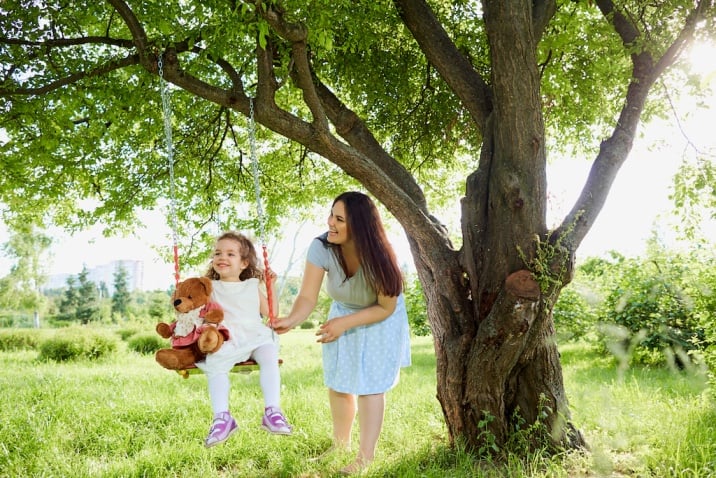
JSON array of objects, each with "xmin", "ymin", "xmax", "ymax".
[{"xmin": 155, "ymin": 276, "xmax": 230, "ymax": 371}]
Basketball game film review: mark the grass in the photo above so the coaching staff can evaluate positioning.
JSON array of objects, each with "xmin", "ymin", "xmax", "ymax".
[{"xmin": 0, "ymin": 330, "xmax": 714, "ymax": 477}]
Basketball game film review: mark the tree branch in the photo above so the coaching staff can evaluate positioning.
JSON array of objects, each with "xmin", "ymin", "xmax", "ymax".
[
  {"xmin": 260, "ymin": 4, "xmax": 329, "ymax": 131},
  {"xmin": 393, "ymin": 0, "xmax": 492, "ymax": 129},
  {"xmin": 0, "ymin": 54, "xmax": 138, "ymax": 96},
  {"xmin": 554, "ymin": 0, "xmax": 711, "ymax": 254}
]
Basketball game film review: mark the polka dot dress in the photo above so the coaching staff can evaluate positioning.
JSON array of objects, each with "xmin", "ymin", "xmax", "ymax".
[
  {"xmin": 307, "ymin": 236, "xmax": 411, "ymax": 395},
  {"xmin": 322, "ymin": 294, "xmax": 411, "ymax": 395}
]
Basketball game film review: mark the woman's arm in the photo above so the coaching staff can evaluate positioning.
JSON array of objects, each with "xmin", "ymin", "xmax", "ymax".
[
  {"xmin": 317, "ymin": 293, "xmax": 398, "ymax": 343},
  {"xmin": 272, "ymin": 262, "xmax": 325, "ymax": 334}
]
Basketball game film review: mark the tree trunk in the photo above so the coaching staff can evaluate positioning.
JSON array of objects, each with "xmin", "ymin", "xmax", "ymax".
[{"xmin": 418, "ymin": 254, "xmax": 586, "ymax": 451}]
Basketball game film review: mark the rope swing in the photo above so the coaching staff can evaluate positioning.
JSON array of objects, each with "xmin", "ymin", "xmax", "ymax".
[
  {"xmin": 158, "ymin": 54, "xmax": 180, "ymax": 287},
  {"xmin": 248, "ymin": 98, "xmax": 276, "ymax": 326},
  {"xmin": 158, "ymin": 55, "xmax": 280, "ymax": 378}
]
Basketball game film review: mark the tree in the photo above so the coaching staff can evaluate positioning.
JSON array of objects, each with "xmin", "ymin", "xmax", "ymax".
[
  {"xmin": 58, "ymin": 276, "xmax": 80, "ymax": 320},
  {"xmin": 75, "ymin": 266, "xmax": 101, "ymax": 323},
  {"xmin": 1, "ymin": 0, "xmax": 714, "ymax": 452},
  {"xmin": 0, "ymin": 222, "xmax": 52, "ymax": 327},
  {"xmin": 112, "ymin": 264, "xmax": 131, "ymax": 319}
]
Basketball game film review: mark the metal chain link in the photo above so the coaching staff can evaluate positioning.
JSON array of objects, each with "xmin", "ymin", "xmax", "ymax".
[
  {"xmin": 248, "ymin": 99, "xmax": 275, "ymax": 324},
  {"xmin": 158, "ymin": 53, "xmax": 180, "ymax": 285},
  {"xmin": 248, "ymin": 98, "xmax": 267, "ymax": 246}
]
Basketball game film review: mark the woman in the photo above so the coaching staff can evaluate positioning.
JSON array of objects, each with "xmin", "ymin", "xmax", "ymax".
[{"xmin": 274, "ymin": 191, "xmax": 411, "ymax": 475}]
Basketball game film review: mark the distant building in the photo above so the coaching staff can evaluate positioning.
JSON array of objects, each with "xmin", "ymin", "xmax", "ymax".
[{"xmin": 44, "ymin": 260, "xmax": 144, "ymax": 295}]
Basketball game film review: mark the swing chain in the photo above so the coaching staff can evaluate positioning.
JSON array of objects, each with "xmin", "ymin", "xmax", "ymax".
[
  {"xmin": 158, "ymin": 53, "xmax": 180, "ymax": 286},
  {"xmin": 248, "ymin": 99, "xmax": 266, "ymax": 245},
  {"xmin": 247, "ymin": 99, "xmax": 276, "ymax": 324}
]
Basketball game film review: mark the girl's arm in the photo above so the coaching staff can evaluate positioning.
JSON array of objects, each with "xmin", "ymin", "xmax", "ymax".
[{"xmin": 272, "ymin": 262, "xmax": 325, "ymax": 334}]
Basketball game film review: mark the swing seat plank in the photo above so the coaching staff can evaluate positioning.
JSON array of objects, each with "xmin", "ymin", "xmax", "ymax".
[{"xmin": 176, "ymin": 359, "xmax": 283, "ymax": 379}]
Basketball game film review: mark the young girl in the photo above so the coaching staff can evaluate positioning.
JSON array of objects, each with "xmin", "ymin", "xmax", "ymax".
[{"xmin": 195, "ymin": 231, "xmax": 292, "ymax": 447}]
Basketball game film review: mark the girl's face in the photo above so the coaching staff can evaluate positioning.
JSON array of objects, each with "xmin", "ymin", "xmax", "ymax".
[
  {"xmin": 327, "ymin": 200, "xmax": 350, "ymax": 245},
  {"xmin": 212, "ymin": 238, "xmax": 248, "ymax": 281}
]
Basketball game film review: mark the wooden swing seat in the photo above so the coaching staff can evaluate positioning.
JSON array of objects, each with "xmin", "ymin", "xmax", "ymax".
[{"xmin": 177, "ymin": 358, "xmax": 283, "ymax": 379}]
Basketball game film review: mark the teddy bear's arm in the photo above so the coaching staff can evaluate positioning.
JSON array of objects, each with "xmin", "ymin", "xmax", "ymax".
[
  {"xmin": 156, "ymin": 322, "xmax": 175, "ymax": 339},
  {"xmin": 202, "ymin": 302, "xmax": 224, "ymax": 324}
]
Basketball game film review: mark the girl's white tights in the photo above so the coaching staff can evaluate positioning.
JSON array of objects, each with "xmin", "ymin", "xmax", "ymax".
[{"xmin": 207, "ymin": 343, "xmax": 282, "ymax": 415}]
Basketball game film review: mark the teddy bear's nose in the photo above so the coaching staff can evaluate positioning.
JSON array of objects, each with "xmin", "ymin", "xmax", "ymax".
[{"xmin": 174, "ymin": 299, "xmax": 182, "ymax": 307}]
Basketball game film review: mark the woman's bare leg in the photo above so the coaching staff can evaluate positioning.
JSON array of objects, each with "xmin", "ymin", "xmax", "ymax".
[
  {"xmin": 341, "ymin": 392, "xmax": 385, "ymax": 474},
  {"xmin": 329, "ymin": 388, "xmax": 356, "ymax": 448}
]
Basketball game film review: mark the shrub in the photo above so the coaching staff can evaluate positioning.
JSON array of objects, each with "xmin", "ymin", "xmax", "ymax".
[
  {"xmin": 595, "ymin": 253, "xmax": 706, "ymax": 366},
  {"xmin": 37, "ymin": 328, "xmax": 118, "ymax": 362},
  {"xmin": 116, "ymin": 327, "xmax": 143, "ymax": 341},
  {"xmin": 127, "ymin": 333, "xmax": 165, "ymax": 355},
  {"xmin": 0, "ymin": 329, "xmax": 49, "ymax": 351},
  {"xmin": 299, "ymin": 320, "xmax": 315, "ymax": 329},
  {"xmin": 552, "ymin": 286, "xmax": 596, "ymax": 341},
  {"xmin": 404, "ymin": 275, "xmax": 430, "ymax": 336}
]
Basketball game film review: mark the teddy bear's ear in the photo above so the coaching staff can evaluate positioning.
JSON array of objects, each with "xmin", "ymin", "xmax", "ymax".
[{"xmin": 199, "ymin": 276, "xmax": 213, "ymax": 294}]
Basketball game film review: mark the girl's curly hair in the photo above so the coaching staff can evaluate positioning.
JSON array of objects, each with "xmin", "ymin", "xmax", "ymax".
[{"xmin": 204, "ymin": 231, "xmax": 264, "ymax": 281}]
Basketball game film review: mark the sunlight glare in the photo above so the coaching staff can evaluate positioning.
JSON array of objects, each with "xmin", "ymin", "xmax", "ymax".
[{"xmin": 687, "ymin": 40, "xmax": 716, "ymax": 83}]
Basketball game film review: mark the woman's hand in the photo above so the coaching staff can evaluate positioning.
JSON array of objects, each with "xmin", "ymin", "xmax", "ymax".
[
  {"xmin": 272, "ymin": 316, "xmax": 299, "ymax": 335},
  {"xmin": 316, "ymin": 318, "xmax": 346, "ymax": 343}
]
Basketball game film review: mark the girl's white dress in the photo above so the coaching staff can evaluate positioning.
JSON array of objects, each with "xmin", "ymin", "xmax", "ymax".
[
  {"xmin": 195, "ymin": 278, "xmax": 277, "ymax": 377},
  {"xmin": 307, "ymin": 237, "xmax": 411, "ymax": 395}
]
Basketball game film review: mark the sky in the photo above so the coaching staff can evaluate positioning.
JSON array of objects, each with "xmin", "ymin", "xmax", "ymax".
[{"xmin": 1, "ymin": 41, "xmax": 714, "ymax": 291}]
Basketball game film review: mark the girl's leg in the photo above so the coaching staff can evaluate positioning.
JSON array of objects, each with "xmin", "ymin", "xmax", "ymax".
[
  {"xmin": 328, "ymin": 388, "xmax": 356, "ymax": 448},
  {"xmin": 206, "ymin": 372, "xmax": 231, "ymax": 414},
  {"xmin": 203, "ymin": 372, "xmax": 237, "ymax": 447},
  {"xmin": 252, "ymin": 343, "xmax": 281, "ymax": 407},
  {"xmin": 253, "ymin": 344, "xmax": 292, "ymax": 434},
  {"xmin": 340, "ymin": 393, "xmax": 385, "ymax": 474}
]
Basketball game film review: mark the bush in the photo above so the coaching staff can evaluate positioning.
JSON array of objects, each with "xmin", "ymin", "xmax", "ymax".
[
  {"xmin": 594, "ymin": 251, "xmax": 707, "ymax": 366},
  {"xmin": 127, "ymin": 333, "xmax": 165, "ymax": 355},
  {"xmin": 37, "ymin": 328, "xmax": 118, "ymax": 362},
  {"xmin": 552, "ymin": 286, "xmax": 596, "ymax": 341},
  {"xmin": 404, "ymin": 275, "xmax": 430, "ymax": 336},
  {"xmin": 299, "ymin": 320, "xmax": 316, "ymax": 329},
  {"xmin": 0, "ymin": 329, "xmax": 50, "ymax": 351},
  {"xmin": 116, "ymin": 327, "xmax": 143, "ymax": 341}
]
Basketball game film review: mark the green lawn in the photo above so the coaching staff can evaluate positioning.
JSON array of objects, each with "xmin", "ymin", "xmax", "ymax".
[{"xmin": 0, "ymin": 329, "xmax": 714, "ymax": 477}]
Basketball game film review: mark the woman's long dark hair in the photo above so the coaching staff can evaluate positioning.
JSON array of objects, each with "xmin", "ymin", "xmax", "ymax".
[{"xmin": 321, "ymin": 191, "xmax": 403, "ymax": 296}]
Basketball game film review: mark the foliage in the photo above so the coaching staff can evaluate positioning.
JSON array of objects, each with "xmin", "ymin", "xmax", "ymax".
[
  {"xmin": 552, "ymin": 286, "xmax": 597, "ymax": 342},
  {"xmin": 37, "ymin": 328, "xmax": 118, "ymax": 362},
  {"xmin": 111, "ymin": 264, "xmax": 131, "ymax": 317},
  {"xmin": 1, "ymin": 0, "xmax": 714, "ymax": 454},
  {"xmin": 76, "ymin": 267, "xmax": 101, "ymax": 323},
  {"xmin": 598, "ymin": 257, "xmax": 704, "ymax": 365},
  {"xmin": 0, "ymin": 328, "xmax": 51, "ymax": 351},
  {"xmin": 0, "ymin": 224, "xmax": 52, "ymax": 321},
  {"xmin": 404, "ymin": 274, "xmax": 430, "ymax": 337},
  {"xmin": 114, "ymin": 327, "xmax": 141, "ymax": 341},
  {"xmin": 127, "ymin": 333, "xmax": 164, "ymax": 355},
  {"xmin": 56, "ymin": 267, "xmax": 103, "ymax": 323},
  {"xmin": 565, "ymin": 246, "xmax": 715, "ymax": 368},
  {"xmin": 131, "ymin": 290, "xmax": 173, "ymax": 323}
]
